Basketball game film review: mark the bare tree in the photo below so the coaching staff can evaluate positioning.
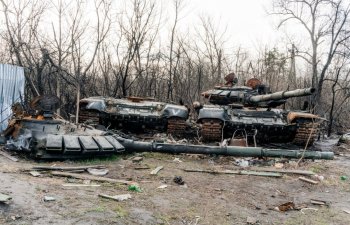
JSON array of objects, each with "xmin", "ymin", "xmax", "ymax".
[
  {"xmin": 167, "ymin": 0, "xmax": 184, "ymax": 101},
  {"xmin": 273, "ymin": 0, "xmax": 350, "ymax": 109},
  {"xmin": 112, "ymin": 0, "xmax": 158, "ymax": 97},
  {"xmin": 65, "ymin": 0, "xmax": 111, "ymax": 122},
  {"xmin": 0, "ymin": 0, "xmax": 48, "ymax": 97}
]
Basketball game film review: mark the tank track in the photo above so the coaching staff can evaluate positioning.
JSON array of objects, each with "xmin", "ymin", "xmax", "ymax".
[
  {"xmin": 79, "ymin": 110, "xmax": 100, "ymax": 124},
  {"xmin": 201, "ymin": 119, "xmax": 223, "ymax": 141},
  {"xmin": 167, "ymin": 117, "xmax": 187, "ymax": 136},
  {"xmin": 293, "ymin": 121, "xmax": 320, "ymax": 146}
]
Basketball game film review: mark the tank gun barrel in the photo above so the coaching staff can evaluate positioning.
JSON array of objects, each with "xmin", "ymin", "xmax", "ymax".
[
  {"xmin": 249, "ymin": 87, "xmax": 315, "ymax": 103},
  {"xmin": 115, "ymin": 136, "xmax": 334, "ymax": 160}
]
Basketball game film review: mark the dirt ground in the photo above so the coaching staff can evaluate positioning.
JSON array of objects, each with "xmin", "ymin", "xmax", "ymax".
[{"xmin": 1, "ymin": 139, "xmax": 350, "ymax": 225}]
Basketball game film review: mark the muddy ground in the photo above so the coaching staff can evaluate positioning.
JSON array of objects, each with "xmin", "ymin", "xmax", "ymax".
[{"xmin": 1, "ymin": 140, "xmax": 350, "ymax": 225}]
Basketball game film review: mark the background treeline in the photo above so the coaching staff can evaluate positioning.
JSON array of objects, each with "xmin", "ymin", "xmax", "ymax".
[{"xmin": 0, "ymin": 0, "xmax": 349, "ymax": 136}]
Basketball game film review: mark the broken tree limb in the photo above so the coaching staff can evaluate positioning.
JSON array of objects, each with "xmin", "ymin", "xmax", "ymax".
[
  {"xmin": 298, "ymin": 176, "xmax": 319, "ymax": 184},
  {"xmin": 98, "ymin": 193, "xmax": 131, "ymax": 201},
  {"xmin": 32, "ymin": 165, "xmax": 106, "ymax": 171},
  {"xmin": 310, "ymin": 199, "xmax": 327, "ymax": 205},
  {"xmin": 51, "ymin": 171, "xmax": 134, "ymax": 185},
  {"xmin": 183, "ymin": 168, "xmax": 282, "ymax": 177},
  {"xmin": 248, "ymin": 167, "xmax": 315, "ymax": 176},
  {"xmin": 115, "ymin": 137, "xmax": 334, "ymax": 160},
  {"xmin": 62, "ymin": 184, "xmax": 101, "ymax": 187}
]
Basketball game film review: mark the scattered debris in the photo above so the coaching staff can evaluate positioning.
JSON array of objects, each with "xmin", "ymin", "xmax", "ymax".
[
  {"xmin": 274, "ymin": 163, "xmax": 284, "ymax": 169},
  {"xmin": 173, "ymin": 176, "xmax": 185, "ymax": 185},
  {"xmin": 29, "ymin": 171, "xmax": 42, "ymax": 177},
  {"xmin": 43, "ymin": 196, "xmax": 56, "ymax": 202},
  {"xmin": 87, "ymin": 168, "xmax": 109, "ymax": 176},
  {"xmin": 32, "ymin": 165, "xmax": 106, "ymax": 171},
  {"xmin": 128, "ymin": 184, "xmax": 142, "ymax": 192},
  {"xmin": 299, "ymin": 176, "xmax": 319, "ymax": 184},
  {"xmin": 340, "ymin": 175, "xmax": 348, "ymax": 181},
  {"xmin": 157, "ymin": 184, "xmax": 168, "ymax": 189},
  {"xmin": 0, "ymin": 193, "xmax": 12, "ymax": 203},
  {"xmin": 246, "ymin": 216, "xmax": 258, "ymax": 224},
  {"xmin": 10, "ymin": 215, "xmax": 21, "ymax": 221},
  {"xmin": 98, "ymin": 193, "xmax": 132, "ymax": 201},
  {"xmin": 239, "ymin": 170, "xmax": 282, "ymax": 177},
  {"xmin": 248, "ymin": 167, "xmax": 315, "ymax": 176},
  {"xmin": 300, "ymin": 208, "xmax": 318, "ymax": 214},
  {"xmin": 313, "ymin": 174, "xmax": 324, "ymax": 181},
  {"xmin": 343, "ymin": 209, "xmax": 350, "ymax": 214},
  {"xmin": 0, "ymin": 150, "xmax": 19, "ymax": 162},
  {"xmin": 150, "ymin": 166, "xmax": 164, "ymax": 175},
  {"xmin": 235, "ymin": 159, "xmax": 249, "ymax": 167},
  {"xmin": 51, "ymin": 171, "xmax": 134, "ymax": 185},
  {"xmin": 310, "ymin": 199, "xmax": 327, "ymax": 206},
  {"xmin": 133, "ymin": 165, "xmax": 150, "ymax": 170},
  {"xmin": 173, "ymin": 157, "xmax": 183, "ymax": 163},
  {"xmin": 183, "ymin": 168, "xmax": 282, "ymax": 177},
  {"xmin": 338, "ymin": 133, "xmax": 350, "ymax": 144},
  {"xmin": 131, "ymin": 156, "xmax": 144, "ymax": 163},
  {"xmin": 62, "ymin": 184, "xmax": 101, "ymax": 187},
  {"xmin": 275, "ymin": 202, "xmax": 295, "ymax": 212}
]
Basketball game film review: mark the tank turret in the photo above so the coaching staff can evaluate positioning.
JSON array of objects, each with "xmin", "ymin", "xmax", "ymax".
[{"xmin": 202, "ymin": 79, "xmax": 315, "ymax": 108}]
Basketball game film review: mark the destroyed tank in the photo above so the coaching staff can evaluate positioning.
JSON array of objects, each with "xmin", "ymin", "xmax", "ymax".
[
  {"xmin": 2, "ymin": 96, "xmax": 125, "ymax": 159},
  {"xmin": 79, "ymin": 96, "xmax": 189, "ymax": 135},
  {"xmin": 197, "ymin": 78, "xmax": 322, "ymax": 146}
]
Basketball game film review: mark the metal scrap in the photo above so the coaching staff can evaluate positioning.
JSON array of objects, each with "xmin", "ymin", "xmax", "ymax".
[{"xmin": 87, "ymin": 168, "xmax": 109, "ymax": 176}]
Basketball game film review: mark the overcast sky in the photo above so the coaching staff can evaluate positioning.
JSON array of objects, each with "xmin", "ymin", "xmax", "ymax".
[{"xmin": 173, "ymin": 0, "xmax": 284, "ymax": 51}]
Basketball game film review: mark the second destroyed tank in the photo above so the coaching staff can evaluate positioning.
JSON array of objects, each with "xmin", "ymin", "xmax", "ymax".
[
  {"xmin": 79, "ymin": 96, "xmax": 189, "ymax": 136},
  {"xmin": 197, "ymin": 76, "xmax": 322, "ymax": 146}
]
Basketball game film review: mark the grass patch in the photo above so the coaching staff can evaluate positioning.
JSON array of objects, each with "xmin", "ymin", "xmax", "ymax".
[
  {"xmin": 77, "ymin": 154, "xmax": 121, "ymax": 165},
  {"xmin": 114, "ymin": 205, "xmax": 128, "ymax": 218},
  {"xmin": 87, "ymin": 206, "xmax": 106, "ymax": 213},
  {"xmin": 309, "ymin": 164, "xmax": 327, "ymax": 173}
]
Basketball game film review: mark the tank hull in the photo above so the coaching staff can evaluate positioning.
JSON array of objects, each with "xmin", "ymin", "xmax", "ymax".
[
  {"xmin": 79, "ymin": 97, "xmax": 189, "ymax": 135},
  {"xmin": 198, "ymin": 107, "xmax": 320, "ymax": 146}
]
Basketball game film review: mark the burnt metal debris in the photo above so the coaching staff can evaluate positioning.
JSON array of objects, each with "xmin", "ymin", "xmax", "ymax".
[{"xmin": 197, "ymin": 77, "xmax": 322, "ymax": 146}]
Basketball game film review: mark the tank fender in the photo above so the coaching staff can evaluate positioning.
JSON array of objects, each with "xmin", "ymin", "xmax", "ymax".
[
  {"xmin": 162, "ymin": 104, "xmax": 189, "ymax": 119},
  {"xmin": 287, "ymin": 112, "xmax": 321, "ymax": 123},
  {"xmin": 80, "ymin": 98, "xmax": 107, "ymax": 112},
  {"xmin": 197, "ymin": 107, "xmax": 229, "ymax": 122}
]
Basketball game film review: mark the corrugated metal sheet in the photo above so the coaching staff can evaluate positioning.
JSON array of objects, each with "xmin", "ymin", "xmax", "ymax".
[{"xmin": 0, "ymin": 64, "xmax": 25, "ymax": 131}]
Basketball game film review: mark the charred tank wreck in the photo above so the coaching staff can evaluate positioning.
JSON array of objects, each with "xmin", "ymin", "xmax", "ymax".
[
  {"xmin": 197, "ymin": 76, "xmax": 322, "ymax": 146},
  {"xmin": 79, "ymin": 97, "xmax": 189, "ymax": 136},
  {"xmin": 2, "ymin": 96, "xmax": 125, "ymax": 159}
]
